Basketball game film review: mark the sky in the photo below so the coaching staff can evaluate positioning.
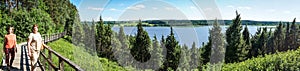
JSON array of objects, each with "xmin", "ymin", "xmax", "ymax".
[{"xmin": 70, "ymin": 0, "xmax": 300, "ymax": 22}]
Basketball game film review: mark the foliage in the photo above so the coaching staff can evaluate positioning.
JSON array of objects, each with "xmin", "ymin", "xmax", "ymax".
[{"xmin": 222, "ymin": 47, "xmax": 300, "ymax": 71}]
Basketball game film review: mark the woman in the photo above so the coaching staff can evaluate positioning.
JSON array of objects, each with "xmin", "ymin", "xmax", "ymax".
[
  {"xmin": 3, "ymin": 26, "xmax": 17, "ymax": 70},
  {"xmin": 27, "ymin": 24, "xmax": 43, "ymax": 71}
]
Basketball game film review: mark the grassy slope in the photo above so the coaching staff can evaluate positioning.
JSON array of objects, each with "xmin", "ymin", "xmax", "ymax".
[
  {"xmin": 222, "ymin": 48, "xmax": 300, "ymax": 71},
  {"xmin": 47, "ymin": 38, "xmax": 129, "ymax": 71}
]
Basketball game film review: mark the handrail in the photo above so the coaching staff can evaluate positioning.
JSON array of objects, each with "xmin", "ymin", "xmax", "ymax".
[{"xmin": 39, "ymin": 31, "xmax": 84, "ymax": 71}]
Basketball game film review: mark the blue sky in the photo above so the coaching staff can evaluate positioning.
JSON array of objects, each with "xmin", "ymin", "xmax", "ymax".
[{"xmin": 70, "ymin": 0, "xmax": 300, "ymax": 22}]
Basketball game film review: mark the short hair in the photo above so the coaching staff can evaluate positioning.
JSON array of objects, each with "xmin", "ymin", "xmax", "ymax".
[
  {"xmin": 6, "ymin": 26, "xmax": 14, "ymax": 32},
  {"xmin": 32, "ymin": 24, "xmax": 38, "ymax": 30}
]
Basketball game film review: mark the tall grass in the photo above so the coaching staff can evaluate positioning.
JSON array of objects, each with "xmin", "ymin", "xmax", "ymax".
[{"xmin": 47, "ymin": 38, "xmax": 129, "ymax": 71}]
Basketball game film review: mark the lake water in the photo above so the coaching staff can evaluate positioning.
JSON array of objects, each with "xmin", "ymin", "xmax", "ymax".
[{"xmin": 112, "ymin": 26, "xmax": 276, "ymax": 48}]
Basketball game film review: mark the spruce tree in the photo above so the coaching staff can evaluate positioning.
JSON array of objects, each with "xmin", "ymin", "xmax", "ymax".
[
  {"xmin": 284, "ymin": 22, "xmax": 291, "ymax": 51},
  {"xmin": 130, "ymin": 19, "xmax": 151, "ymax": 68},
  {"xmin": 163, "ymin": 27, "xmax": 181, "ymax": 70},
  {"xmin": 201, "ymin": 36, "xmax": 211, "ymax": 64},
  {"xmin": 273, "ymin": 22, "xmax": 285, "ymax": 52},
  {"xmin": 116, "ymin": 26, "xmax": 131, "ymax": 66},
  {"xmin": 225, "ymin": 11, "xmax": 245, "ymax": 63},
  {"xmin": 190, "ymin": 42, "xmax": 200, "ymax": 69},
  {"xmin": 151, "ymin": 35, "xmax": 163, "ymax": 69},
  {"xmin": 208, "ymin": 19, "xmax": 225, "ymax": 71},
  {"xmin": 178, "ymin": 44, "xmax": 191, "ymax": 71},
  {"xmin": 250, "ymin": 28, "xmax": 262, "ymax": 57},
  {"xmin": 258, "ymin": 27, "xmax": 268, "ymax": 55},
  {"xmin": 243, "ymin": 25, "xmax": 252, "ymax": 58},
  {"xmin": 290, "ymin": 18, "xmax": 298, "ymax": 50}
]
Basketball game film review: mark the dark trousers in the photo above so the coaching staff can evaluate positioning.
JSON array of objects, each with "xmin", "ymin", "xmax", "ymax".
[{"xmin": 5, "ymin": 48, "xmax": 15, "ymax": 66}]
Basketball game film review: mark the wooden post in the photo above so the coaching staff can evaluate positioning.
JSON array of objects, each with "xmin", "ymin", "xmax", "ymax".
[
  {"xmin": 42, "ymin": 49, "xmax": 46, "ymax": 70},
  {"xmin": 59, "ymin": 58, "xmax": 64, "ymax": 71},
  {"xmin": 48, "ymin": 51, "xmax": 52, "ymax": 70}
]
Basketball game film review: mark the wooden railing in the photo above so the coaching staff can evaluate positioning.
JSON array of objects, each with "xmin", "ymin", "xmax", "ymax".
[{"xmin": 38, "ymin": 31, "xmax": 84, "ymax": 71}]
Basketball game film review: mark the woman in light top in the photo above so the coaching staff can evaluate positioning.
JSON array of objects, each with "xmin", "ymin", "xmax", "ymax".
[
  {"xmin": 3, "ymin": 26, "xmax": 17, "ymax": 70},
  {"xmin": 27, "ymin": 24, "xmax": 43, "ymax": 71}
]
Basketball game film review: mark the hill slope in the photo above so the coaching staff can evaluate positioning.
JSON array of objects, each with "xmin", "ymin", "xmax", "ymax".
[
  {"xmin": 222, "ymin": 48, "xmax": 300, "ymax": 71},
  {"xmin": 47, "ymin": 38, "xmax": 130, "ymax": 71}
]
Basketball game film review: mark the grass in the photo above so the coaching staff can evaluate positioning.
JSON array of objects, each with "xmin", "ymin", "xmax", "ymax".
[{"xmin": 47, "ymin": 38, "xmax": 129, "ymax": 71}]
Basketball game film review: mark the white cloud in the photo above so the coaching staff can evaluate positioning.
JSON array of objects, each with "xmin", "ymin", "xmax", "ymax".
[
  {"xmin": 237, "ymin": 6, "xmax": 252, "ymax": 10},
  {"xmin": 127, "ymin": 4, "xmax": 145, "ymax": 10},
  {"xmin": 190, "ymin": 6, "xmax": 196, "ymax": 9},
  {"xmin": 284, "ymin": 11, "xmax": 291, "ymax": 14},
  {"xmin": 103, "ymin": 17, "xmax": 116, "ymax": 21},
  {"xmin": 267, "ymin": 9, "xmax": 276, "ymax": 12},
  {"xmin": 109, "ymin": 8, "xmax": 117, "ymax": 11},
  {"xmin": 226, "ymin": 5, "xmax": 234, "ymax": 9},
  {"xmin": 87, "ymin": 7, "xmax": 104, "ymax": 11},
  {"xmin": 165, "ymin": 7, "xmax": 174, "ymax": 11},
  {"xmin": 152, "ymin": 7, "xmax": 158, "ymax": 10},
  {"xmin": 226, "ymin": 5, "xmax": 252, "ymax": 10}
]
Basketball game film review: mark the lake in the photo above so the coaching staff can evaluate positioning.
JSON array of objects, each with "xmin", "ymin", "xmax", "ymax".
[{"xmin": 112, "ymin": 25, "xmax": 276, "ymax": 48}]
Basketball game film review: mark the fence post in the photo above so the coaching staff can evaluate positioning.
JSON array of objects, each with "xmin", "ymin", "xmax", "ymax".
[
  {"xmin": 59, "ymin": 58, "xmax": 64, "ymax": 71},
  {"xmin": 48, "ymin": 51, "xmax": 52, "ymax": 70}
]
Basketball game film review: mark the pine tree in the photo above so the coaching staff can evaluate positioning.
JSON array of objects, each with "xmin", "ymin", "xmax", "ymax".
[
  {"xmin": 151, "ymin": 35, "xmax": 163, "ymax": 69},
  {"xmin": 250, "ymin": 28, "xmax": 262, "ymax": 57},
  {"xmin": 243, "ymin": 25, "xmax": 252, "ymax": 58},
  {"xmin": 115, "ymin": 26, "xmax": 132, "ymax": 67},
  {"xmin": 225, "ymin": 11, "xmax": 245, "ymax": 63},
  {"xmin": 273, "ymin": 22, "xmax": 285, "ymax": 52},
  {"xmin": 162, "ymin": 27, "xmax": 181, "ymax": 70},
  {"xmin": 208, "ymin": 19, "xmax": 225, "ymax": 71},
  {"xmin": 290, "ymin": 18, "xmax": 298, "ymax": 50},
  {"xmin": 130, "ymin": 19, "xmax": 151, "ymax": 69},
  {"xmin": 190, "ymin": 42, "xmax": 200, "ymax": 69},
  {"xmin": 201, "ymin": 36, "xmax": 211, "ymax": 64},
  {"xmin": 285, "ymin": 22, "xmax": 291, "ymax": 51},
  {"xmin": 258, "ymin": 27, "xmax": 268, "ymax": 55},
  {"xmin": 96, "ymin": 16, "xmax": 106, "ymax": 57},
  {"xmin": 178, "ymin": 44, "xmax": 191, "ymax": 71}
]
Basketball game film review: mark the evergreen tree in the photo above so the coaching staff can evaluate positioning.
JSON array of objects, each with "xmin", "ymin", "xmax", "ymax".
[
  {"xmin": 96, "ymin": 16, "xmax": 105, "ymax": 57},
  {"xmin": 290, "ymin": 18, "xmax": 298, "ymax": 50},
  {"xmin": 190, "ymin": 42, "xmax": 200, "ymax": 70},
  {"xmin": 225, "ymin": 11, "xmax": 246, "ymax": 63},
  {"xmin": 208, "ymin": 19, "xmax": 225, "ymax": 71},
  {"xmin": 250, "ymin": 28, "xmax": 262, "ymax": 57},
  {"xmin": 201, "ymin": 36, "xmax": 211, "ymax": 64},
  {"xmin": 130, "ymin": 19, "xmax": 151, "ymax": 69},
  {"xmin": 284, "ymin": 22, "xmax": 291, "ymax": 51},
  {"xmin": 258, "ymin": 27, "xmax": 268, "ymax": 55},
  {"xmin": 162, "ymin": 27, "xmax": 181, "ymax": 70},
  {"xmin": 115, "ymin": 26, "xmax": 132, "ymax": 67},
  {"xmin": 178, "ymin": 44, "xmax": 191, "ymax": 71},
  {"xmin": 151, "ymin": 35, "xmax": 163, "ymax": 69},
  {"xmin": 243, "ymin": 25, "xmax": 252, "ymax": 58},
  {"xmin": 273, "ymin": 22, "xmax": 285, "ymax": 52}
]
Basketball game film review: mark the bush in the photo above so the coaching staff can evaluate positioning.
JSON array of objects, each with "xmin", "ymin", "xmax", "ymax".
[{"xmin": 222, "ymin": 47, "xmax": 300, "ymax": 71}]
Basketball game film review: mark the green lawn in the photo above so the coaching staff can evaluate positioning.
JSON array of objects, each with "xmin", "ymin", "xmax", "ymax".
[{"xmin": 47, "ymin": 38, "xmax": 129, "ymax": 71}]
